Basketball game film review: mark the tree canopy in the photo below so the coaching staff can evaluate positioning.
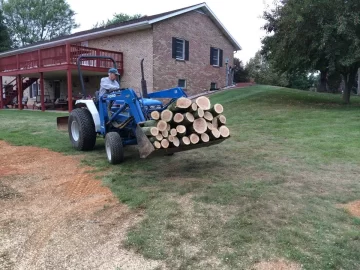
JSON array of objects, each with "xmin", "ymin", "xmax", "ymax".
[
  {"xmin": 0, "ymin": 8, "xmax": 11, "ymax": 52},
  {"xmin": 94, "ymin": 13, "xmax": 143, "ymax": 28},
  {"xmin": 261, "ymin": 0, "xmax": 360, "ymax": 103},
  {"xmin": 1, "ymin": 0, "xmax": 79, "ymax": 47}
]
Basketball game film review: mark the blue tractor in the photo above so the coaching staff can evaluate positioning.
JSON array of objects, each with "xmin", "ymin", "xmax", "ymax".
[{"xmin": 58, "ymin": 55, "xmax": 224, "ymax": 164}]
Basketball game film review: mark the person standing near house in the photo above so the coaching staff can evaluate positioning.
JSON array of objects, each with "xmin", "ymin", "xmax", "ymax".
[{"xmin": 99, "ymin": 68, "xmax": 121, "ymax": 96}]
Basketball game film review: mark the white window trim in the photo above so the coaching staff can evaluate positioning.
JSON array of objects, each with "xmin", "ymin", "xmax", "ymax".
[
  {"xmin": 212, "ymin": 48, "xmax": 220, "ymax": 67},
  {"xmin": 175, "ymin": 38, "xmax": 185, "ymax": 60},
  {"xmin": 178, "ymin": 79, "xmax": 187, "ymax": 88}
]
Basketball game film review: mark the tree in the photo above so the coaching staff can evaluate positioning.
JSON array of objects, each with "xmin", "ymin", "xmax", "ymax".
[
  {"xmin": 0, "ymin": 9, "xmax": 11, "ymax": 51},
  {"xmin": 94, "ymin": 13, "xmax": 143, "ymax": 28},
  {"xmin": 233, "ymin": 58, "xmax": 249, "ymax": 83},
  {"xmin": 261, "ymin": 0, "xmax": 360, "ymax": 103},
  {"xmin": 1, "ymin": 0, "xmax": 79, "ymax": 47}
]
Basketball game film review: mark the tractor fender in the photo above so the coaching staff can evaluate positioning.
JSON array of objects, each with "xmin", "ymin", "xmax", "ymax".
[{"xmin": 75, "ymin": 100, "xmax": 101, "ymax": 132}]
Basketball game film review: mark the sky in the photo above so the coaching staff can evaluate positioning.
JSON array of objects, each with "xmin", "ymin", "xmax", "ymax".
[{"xmin": 67, "ymin": 0, "xmax": 271, "ymax": 64}]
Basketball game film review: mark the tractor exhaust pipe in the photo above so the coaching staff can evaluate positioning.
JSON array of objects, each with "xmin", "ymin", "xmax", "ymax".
[{"xmin": 141, "ymin": 59, "xmax": 148, "ymax": 98}]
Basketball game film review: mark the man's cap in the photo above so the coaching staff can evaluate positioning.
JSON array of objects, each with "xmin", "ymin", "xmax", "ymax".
[{"xmin": 108, "ymin": 68, "xmax": 120, "ymax": 75}]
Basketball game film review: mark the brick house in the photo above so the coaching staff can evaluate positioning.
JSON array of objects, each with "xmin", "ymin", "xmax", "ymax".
[{"xmin": 0, "ymin": 2, "xmax": 241, "ymax": 111}]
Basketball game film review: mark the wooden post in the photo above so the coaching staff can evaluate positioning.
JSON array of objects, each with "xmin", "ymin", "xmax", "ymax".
[
  {"xmin": 38, "ymin": 49, "xmax": 42, "ymax": 68},
  {"xmin": 17, "ymin": 75, "xmax": 23, "ymax": 110},
  {"xmin": 0, "ymin": 76, "xmax": 3, "ymax": 109},
  {"xmin": 67, "ymin": 68, "xmax": 73, "ymax": 112},
  {"xmin": 40, "ymin": 72, "xmax": 45, "ymax": 112}
]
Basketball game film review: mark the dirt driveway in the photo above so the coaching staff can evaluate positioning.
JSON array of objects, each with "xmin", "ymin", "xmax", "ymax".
[{"xmin": 0, "ymin": 141, "xmax": 161, "ymax": 270}]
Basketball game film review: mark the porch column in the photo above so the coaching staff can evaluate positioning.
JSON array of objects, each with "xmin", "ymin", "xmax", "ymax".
[
  {"xmin": 17, "ymin": 75, "xmax": 23, "ymax": 110},
  {"xmin": 40, "ymin": 72, "xmax": 45, "ymax": 112},
  {"xmin": 67, "ymin": 68, "xmax": 73, "ymax": 112},
  {"xmin": 0, "ymin": 76, "xmax": 3, "ymax": 109}
]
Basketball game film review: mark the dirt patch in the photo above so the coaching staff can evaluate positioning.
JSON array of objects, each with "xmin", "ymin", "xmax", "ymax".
[
  {"xmin": 0, "ymin": 141, "xmax": 162, "ymax": 270},
  {"xmin": 252, "ymin": 259, "xmax": 302, "ymax": 270},
  {"xmin": 340, "ymin": 200, "xmax": 360, "ymax": 218}
]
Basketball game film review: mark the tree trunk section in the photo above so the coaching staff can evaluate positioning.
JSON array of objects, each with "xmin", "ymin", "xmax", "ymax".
[
  {"xmin": 162, "ymin": 130, "xmax": 169, "ymax": 138},
  {"xmin": 173, "ymin": 113, "xmax": 184, "ymax": 124},
  {"xmin": 317, "ymin": 70, "xmax": 328, "ymax": 92},
  {"xmin": 201, "ymin": 133, "xmax": 210, "ymax": 143},
  {"xmin": 180, "ymin": 136, "xmax": 191, "ymax": 146},
  {"xmin": 189, "ymin": 102, "xmax": 198, "ymax": 112},
  {"xmin": 156, "ymin": 133, "xmax": 163, "ymax": 141},
  {"xmin": 189, "ymin": 134, "xmax": 200, "ymax": 144},
  {"xmin": 209, "ymin": 104, "xmax": 224, "ymax": 116},
  {"xmin": 189, "ymin": 118, "xmax": 207, "ymax": 134},
  {"xmin": 153, "ymin": 141, "xmax": 161, "ymax": 149},
  {"xmin": 161, "ymin": 110, "xmax": 173, "ymax": 122},
  {"xmin": 157, "ymin": 120, "xmax": 168, "ymax": 132},
  {"xmin": 204, "ymin": 111, "xmax": 213, "ymax": 121},
  {"xmin": 176, "ymin": 125, "xmax": 187, "ymax": 137},
  {"xmin": 168, "ymin": 97, "xmax": 192, "ymax": 111},
  {"xmin": 195, "ymin": 96, "xmax": 211, "ymax": 110},
  {"xmin": 170, "ymin": 128, "xmax": 177, "ymax": 137},
  {"xmin": 172, "ymin": 136, "xmax": 180, "ymax": 147},
  {"xmin": 142, "ymin": 127, "xmax": 159, "ymax": 136},
  {"xmin": 182, "ymin": 112, "xmax": 195, "ymax": 125},
  {"xmin": 161, "ymin": 139, "xmax": 169, "ymax": 149},
  {"xmin": 151, "ymin": 111, "xmax": 160, "ymax": 120},
  {"xmin": 219, "ymin": 126, "xmax": 230, "ymax": 138},
  {"xmin": 193, "ymin": 108, "xmax": 204, "ymax": 118},
  {"xmin": 208, "ymin": 128, "xmax": 221, "ymax": 140}
]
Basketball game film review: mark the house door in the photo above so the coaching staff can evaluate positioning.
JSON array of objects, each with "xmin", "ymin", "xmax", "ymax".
[{"xmin": 54, "ymin": 81, "xmax": 60, "ymax": 99}]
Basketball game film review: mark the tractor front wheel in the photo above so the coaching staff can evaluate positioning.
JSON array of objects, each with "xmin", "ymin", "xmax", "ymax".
[
  {"xmin": 105, "ymin": 132, "xmax": 124, "ymax": 164},
  {"xmin": 68, "ymin": 108, "xmax": 96, "ymax": 151}
]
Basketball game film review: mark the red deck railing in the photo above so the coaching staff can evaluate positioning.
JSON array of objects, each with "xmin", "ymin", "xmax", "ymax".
[{"xmin": 0, "ymin": 44, "xmax": 124, "ymax": 74}]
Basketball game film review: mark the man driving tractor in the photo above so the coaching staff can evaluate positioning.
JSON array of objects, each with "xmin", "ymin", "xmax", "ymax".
[{"xmin": 99, "ymin": 67, "xmax": 120, "ymax": 96}]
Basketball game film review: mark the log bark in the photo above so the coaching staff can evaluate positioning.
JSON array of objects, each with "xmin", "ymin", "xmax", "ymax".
[
  {"xmin": 206, "ymin": 122, "xmax": 214, "ymax": 132},
  {"xmin": 182, "ymin": 112, "xmax": 195, "ymax": 125},
  {"xmin": 209, "ymin": 104, "xmax": 224, "ymax": 116},
  {"xmin": 161, "ymin": 109, "xmax": 173, "ymax": 122},
  {"xmin": 201, "ymin": 133, "xmax": 210, "ymax": 143},
  {"xmin": 172, "ymin": 136, "xmax": 180, "ymax": 147},
  {"xmin": 173, "ymin": 113, "xmax": 184, "ymax": 124},
  {"xmin": 189, "ymin": 134, "xmax": 200, "ymax": 144},
  {"xmin": 153, "ymin": 141, "xmax": 161, "ymax": 149},
  {"xmin": 143, "ymin": 120, "xmax": 158, "ymax": 127},
  {"xmin": 193, "ymin": 108, "xmax": 204, "ymax": 118},
  {"xmin": 219, "ymin": 126, "xmax": 230, "ymax": 138},
  {"xmin": 176, "ymin": 125, "xmax": 186, "ymax": 137},
  {"xmin": 142, "ymin": 127, "xmax": 159, "ymax": 136},
  {"xmin": 208, "ymin": 128, "xmax": 221, "ymax": 140},
  {"xmin": 166, "ymin": 124, "xmax": 171, "ymax": 131},
  {"xmin": 167, "ymin": 97, "xmax": 192, "ymax": 111},
  {"xmin": 161, "ymin": 139, "xmax": 169, "ymax": 149},
  {"xmin": 189, "ymin": 118, "xmax": 207, "ymax": 134},
  {"xmin": 204, "ymin": 111, "xmax": 213, "ymax": 121},
  {"xmin": 151, "ymin": 111, "xmax": 160, "ymax": 120},
  {"xmin": 180, "ymin": 136, "xmax": 191, "ymax": 146},
  {"xmin": 157, "ymin": 120, "xmax": 168, "ymax": 132},
  {"xmin": 195, "ymin": 96, "xmax": 211, "ymax": 110},
  {"xmin": 170, "ymin": 128, "xmax": 177, "ymax": 137}
]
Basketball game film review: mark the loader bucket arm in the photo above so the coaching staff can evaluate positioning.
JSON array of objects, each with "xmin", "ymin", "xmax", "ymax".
[
  {"xmin": 135, "ymin": 124, "xmax": 228, "ymax": 159},
  {"xmin": 57, "ymin": 116, "xmax": 69, "ymax": 130}
]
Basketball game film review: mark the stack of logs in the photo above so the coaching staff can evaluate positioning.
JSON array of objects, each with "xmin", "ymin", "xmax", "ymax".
[{"xmin": 140, "ymin": 96, "xmax": 230, "ymax": 149}]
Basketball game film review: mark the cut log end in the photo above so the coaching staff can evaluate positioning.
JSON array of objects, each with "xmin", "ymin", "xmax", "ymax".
[
  {"xmin": 161, "ymin": 110, "xmax": 173, "ymax": 122},
  {"xmin": 142, "ymin": 127, "xmax": 159, "ymax": 136},
  {"xmin": 211, "ymin": 104, "xmax": 224, "ymax": 115},
  {"xmin": 161, "ymin": 139, "xmax": 170, "ymax": 149},
  {"xmin": 162, "ymin": 130, "xmax": 169, "ymax": 138},
  {"xmin": 190, "ymin": 102, "xmax": 198, "ymax": 112},
  {"xmin": 173, "ymin": 136, "xmax": 180, "ymax": 147},
  {"xmin": 193, "ymin": 108, "xmax": 204, "ymax": 118},
  {"xmin": 176, "ymin": 125, "xmax": 186, "ymax": 136},
  {"xmin": 155, "ymin": 133, "xmax": 163, "ymax": 141},
  {"xmin": 150, "ymin": 111, "xmax": 160, "ymax": 120},
  {"xmin": 201, "ymin": 133, "xmax": 210, "ymax": 143},
  {"xmin": 170, "ymin": 128, "xmax": 177, "ymax": 137},
  {"xmin": 196, "ymin": 96, "xmax": 211, "ymax": 110},
  {"xmin": 209, "ymin": 128, "xmax": 221, "ymax": 139},
  {"xmin": 153, "ymin": 141, "xmax": 161, "ymax": 149},
  {"xmin": 168, "ymin": 135, "xmax": 175, "ymax": 142},
  {"xmin": 218, "ymin": 115, "xmax": 226, "ymax": 125},
  {"xmin": 189, "ymin": 134, "xmax": 200, "ymax": 144},
  {"xmin": 206, "ymin": 121, "xmax": 214, "ymax": 131},
  {"xmin": 157, "ymin": 120, "xmax": 168, "ymax": 132},
  {"xmin": 204, "ymin": 111, "xmax": 214, "ymax": 121},
  {"xmin": 182, "ymin": 112, "xmax": 195, "ymax": 124},
  {"xmin": 181, "ymin": 136, "xmax": 191, "ymax": 146},
  {"xmin": 192, "ymin": 118, "xmax": 207, "ymax": 134},
  {"xmin": 166, "ymin": 124, "xmax": 171, "ymax": 131},
  {"xmin": 173, "ymin": 113, "xmax": 184, "ymax": 124},
  {"xmin": 219, "ymin": 126, "xmax": 230, "ymax": 138},
  {"xmin": 168, "ymin": 97, "xmax": 192, "ymax": 111}
]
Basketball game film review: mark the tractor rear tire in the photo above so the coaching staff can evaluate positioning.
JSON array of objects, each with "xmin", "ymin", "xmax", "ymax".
[
  {"xmin": 68, "ymin": 108, "xmax": 96, "ymax": 151},
  {"xmin": 105, "ymin": 132, "xmax": 124, "ymax": 164}
]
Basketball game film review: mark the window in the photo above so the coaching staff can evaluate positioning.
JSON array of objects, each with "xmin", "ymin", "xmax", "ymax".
[
  {"xmin": 31, "ymin": 82, "xmax": 39, "ymax": 98},
  {"xmin": 210, "ymin": 47, "xmax": 223, "ymax": 67},
  {"xmin": 172, "ymin": 38, "xmax": 189, "ymax": 61},
  {"xmin": 210, "ymin": 82, "xmax": 217, "ymax": 90},
  {"xmin": 178, "ymin": 79, "xmax": 187, "ymax": 88}
]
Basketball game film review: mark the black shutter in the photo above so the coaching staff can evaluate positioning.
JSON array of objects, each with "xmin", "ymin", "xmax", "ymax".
[
  {"xmin": 219, "ymin": 49, "xmax": 223, "ymax": 67},
  {"xmin": 210, "ymin": 47, "xmax": 214, "ymax": 65},
  {"xmin": 185, "ymin": 40, "xmax": 189, "ymax": 61},
  {"xmin": 30, "ymin": 84, "xmax": 33, "ymax": 98},
  {"xmin": 172, "ymin": 37, "xmax": 177, "ymax": 59}
]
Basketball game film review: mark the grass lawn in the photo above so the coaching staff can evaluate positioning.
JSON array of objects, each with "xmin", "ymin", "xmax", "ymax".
[{"xmin": 2, "ymin": 85, "xmax": 360, "ymax": 269}]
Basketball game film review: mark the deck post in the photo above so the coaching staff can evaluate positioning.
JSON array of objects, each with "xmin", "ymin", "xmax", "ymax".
[
  {"xmin": 0, "ymin": 76, "xmax": 3, "ymax": 109},
  {"xmin": 17, "ymin": 75, "xmax": 23, "ymax": 110},
  {"xmin": 40, "ymin": 72, "xmax": 45, "ymax": 111},
  {"xmin": 67, "ymin": 68, "xmax": 73, "ymax": 112}
]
